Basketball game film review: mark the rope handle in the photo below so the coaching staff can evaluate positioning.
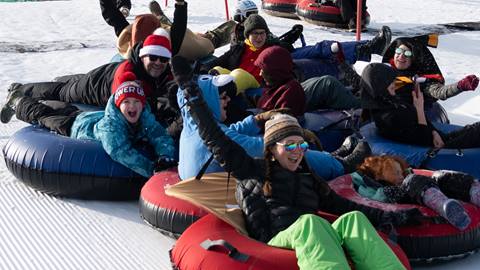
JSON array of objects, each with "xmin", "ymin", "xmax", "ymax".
[{"xmin": 200, "ymin": 239, "xmax": 249, "ymax": 262}]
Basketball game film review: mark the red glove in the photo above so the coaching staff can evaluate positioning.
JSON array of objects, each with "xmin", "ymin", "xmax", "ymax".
[
  {"xmin": 330, "ymin": 42, "xmax": 345, "ymax": 64},
  {"xmin": 457, "ymin": 75, "xmax": 479, "ymax": 91}
]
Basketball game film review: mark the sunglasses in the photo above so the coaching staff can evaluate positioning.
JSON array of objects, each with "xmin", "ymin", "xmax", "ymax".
[
  {"xmin": 276, "ymin": 141, "xmax": 309, "ymax": 152},
  {"xmin": 148, "ymin": 55, "xmax": 170, "ymax": 63},
  {"xmin": 395, "ymin": 48, "xmax": 413, "ymax": 58}
]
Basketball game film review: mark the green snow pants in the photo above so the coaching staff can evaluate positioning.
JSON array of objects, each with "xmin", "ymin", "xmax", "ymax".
[{"xmin": 268, "ymin": 211, "xmax": 406, "ymax": 270}]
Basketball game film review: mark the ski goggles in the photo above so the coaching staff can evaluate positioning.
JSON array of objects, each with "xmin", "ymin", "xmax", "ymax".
[
  {"xmin": 148, "ymin": 55, "xmax": 170, "ymax": 63},
  {"xmin": 395, "ymin": 48, "xmax": 413, "ymax": 58},
  {"xmin": 276, "ymin": 141, "xmax": 309, "ymax": 152}
]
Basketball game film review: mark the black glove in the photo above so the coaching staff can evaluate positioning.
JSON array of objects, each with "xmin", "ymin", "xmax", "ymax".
[
  {"xmin": 170, "ymin": 55, "xmax": 193, "ymax": 88},
  {"xmin": 153, "ymin": 155, "xmax": 178, "ymax": 173},
  {"xmin": 381, "ymin": 208, "xmax": 423, "ymax": 226}
]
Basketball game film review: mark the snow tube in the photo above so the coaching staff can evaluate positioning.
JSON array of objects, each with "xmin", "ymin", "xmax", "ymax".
[
  {"xmin": 328, "ymin": 173, "xmax": 480, "ymax": 263},
  {"xmin": 296, "ymin": 0, "xmax": 370, "ymax": 28},
  {"xmin": 139, "ymin": 170, "xmax": 208, "ymax": 237},
  {"xmin": 360, "ymin": 122, "xmax": 480, "ymax": 178},
  {"xmin": 262, "ymin": 0, "xmax": 299, "ymax": 19},
  {"xmin": 2, "ymin": 125, "xmax": 147, "ymax": 200},
  {"xmin": 170, "ymin": 213, "xmax": 411, "ymax": 270},
  {"xmin": 300, "ymin": 109, "xmax": 361, "ymax": 152}
]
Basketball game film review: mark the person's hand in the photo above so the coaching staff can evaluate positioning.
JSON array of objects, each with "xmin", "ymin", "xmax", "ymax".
[
  {"xmin": 330, "ymin": 42, "xmax": 345, "ymax": 64},
  {"xmin": 432, "ymin": 130, "xmax": 445, "ymax": 149},
  {"xmin": 154, "ymin": 155, "xmax": 178, "ymax": 173},
  {"xmin": 302, "ymin": 128, "xmax": 323, "ymax": 151},
  {"xmin": 457, "ymin": 75, "xmax": 479, "ymax": 91},
  {"xmin": 411, "ymin": 85, "xmax": 424, "ymax": 111},
  {"xmin": 254, "ymin": 108, "xmax": 292, "ymax": 129}
]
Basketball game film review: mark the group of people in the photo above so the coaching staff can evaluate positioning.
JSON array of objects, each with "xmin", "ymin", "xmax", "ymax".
[{"xmin": 2, "ymin": 0, "xmax": 480, "ymax": 269}]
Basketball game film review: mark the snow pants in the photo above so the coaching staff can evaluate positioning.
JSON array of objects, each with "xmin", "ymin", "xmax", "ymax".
[
  {"xmin": 302, "ymin": 75, "xmax": 360, "ymax": 111},
  {"xmin": 15, "ymin": 96, "xmax": 81, "ymax": 136},
  {"xmin": 268, "ymin": 212, "xmax": 406, "ymax": 270}
]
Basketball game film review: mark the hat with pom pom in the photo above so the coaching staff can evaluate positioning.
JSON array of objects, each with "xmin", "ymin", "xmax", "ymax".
[
  {"xmin": 114, "ymin": 72, "xmax": 146, "ymax": 108},
  {"xmin": 139, "ymin": 28, "xmax": 172, "ymax": 58}
]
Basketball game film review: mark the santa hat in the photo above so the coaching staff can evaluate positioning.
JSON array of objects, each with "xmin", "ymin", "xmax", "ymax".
[
  {"xmin": 114, "ymin": 72, "xmax": 146, "ymax": 108},
  {"xmin": 139, "ymin": 28, "xmax": 172, "ymax": 59}
]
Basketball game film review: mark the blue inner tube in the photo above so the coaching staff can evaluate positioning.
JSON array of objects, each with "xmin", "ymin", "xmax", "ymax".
[
  {"xmin": 2, "ymin": 125, "xmax": 147, "ymax": 200},
  {"xmin": 361, "ymin": 122, "xmax": 480, "ymax": 178}
]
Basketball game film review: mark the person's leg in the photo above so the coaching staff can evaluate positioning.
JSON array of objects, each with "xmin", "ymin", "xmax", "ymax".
[
  {"xmin": 291, "ymin": 40, "xmax": 365, "ymax": 64},
  {"xmin": 302, "ymin": 75, "xmax": 360, "ymax": 111},
  {"xmin": 15, "ymin": 97, "xmax": 79, "ymax": 136},
  {"xmin": 336, "ymin": 0, "xmax": 355, "ymax": 23},
  {"xmin": 332, "ymin": 211, "xmax": 406, "ymax": 270},
  {"xmin": 268, "ymin": 214, "xmax": 350, "ymax": 270},
  {"xmin": 203, "ymin": 20, "xmax": 237, "ymax": 48},
  {"xmin": 444, "ymin": 122, "xmax": 480, "ymax": 148},
  {"xmin": 99, "ymin": 0, "xmax": 129, "ymax": 37}
]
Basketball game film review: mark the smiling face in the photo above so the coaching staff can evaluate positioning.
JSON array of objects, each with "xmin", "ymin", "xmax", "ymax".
[
  {"xmin": 142, "ymin": 55, "xmax": 169, "ymax": 78},
  {"xmin": 248, "ymin": 29, "xmax": 267, "ymax": 49},
  {"xmin": 119, "ymin": 97, "xmax": 143, "ymax": 124},
  {"xmin": 219, "ymin": 91, "xmax": 231, "ymax": 122},
  {"xmin": 393, "ymin": 44, "xmax": 413, "ymax": 70},
  {"xmin": 269, "ymin": 135, "xmax": 306, "ymax": 172}
]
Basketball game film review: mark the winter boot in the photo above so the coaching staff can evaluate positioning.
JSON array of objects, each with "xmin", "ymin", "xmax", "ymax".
[
  {"xmin": 149, "ymin": 0, "xmax": 171, "ymax": 25},
  {"xmin": 470, "ymin": 181, "xmax": 480, "ymax": 207},
  {"xmin": 357, "ymin": 25, "xmax": 392, "ymax": 56},
  {"xmin": 0, "ymin": 86, "xmax": 24, "ymax": 123},
  {"xmin": 422, "ymin": 187, "xmax": 471, "ymax": 230},
  {"xmin": 337, "ymin": 140, "xmax": 371, "ymax": 173},
  {"xmin": 331, "ymin": 135, "xmax": 359, "ymax": 158}
]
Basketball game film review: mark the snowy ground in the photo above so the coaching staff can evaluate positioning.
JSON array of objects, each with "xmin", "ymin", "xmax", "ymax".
[{"xmin": 0, "ymin": 0, "xmax": 479, "ymax": 269}]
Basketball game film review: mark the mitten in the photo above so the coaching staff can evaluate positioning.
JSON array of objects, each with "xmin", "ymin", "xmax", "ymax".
[
  {"xmin": 330, "ymin": 42, "xmax": 345, "ymax": 64},
  {"xmin": 154, "ymin": 155, "xmax": 178, "ymax": 173},
  {"xmin": 457, "ymin": 74, "xmax": 479, "ymax": 91}
]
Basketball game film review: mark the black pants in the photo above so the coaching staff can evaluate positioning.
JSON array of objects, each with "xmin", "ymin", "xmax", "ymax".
[
  {"xmin": 335, "ymin": 0, "xmax": 367, "ymax": 22},
  {"xmin": 443, "ymin": 122, "xmax": 480, "ymax": 149},
  {"xmin": 15, "ymin": 96, "xmax": 81, "ymax": 136},
  {"xmin": 100, "ymin": 0, "xmax": 130, "ymax": 36}
]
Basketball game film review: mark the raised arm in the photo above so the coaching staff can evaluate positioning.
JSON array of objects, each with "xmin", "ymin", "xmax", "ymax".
[{"xmin": 170, "ymin": 0, "xmax": 188, "ymax": 56}]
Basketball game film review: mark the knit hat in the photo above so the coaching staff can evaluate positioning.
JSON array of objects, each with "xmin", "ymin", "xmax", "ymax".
[
  {"xmin": 243, "ymin": 14, "xmax": 269, "ymax": 37},
  {"xmin": 264, "ymin": 114, "xmax": 304, "ymax": 148},
  {"xmin": 212, "ymin": 74, "xmax": 237, "ymax": 98},
  {"xmin": 114, "ymin": 72, "xmax": 146, "ymax": 108},
  {"xmin": 139, "ymin": 28, "xmax": 172, "ymax": 58}
]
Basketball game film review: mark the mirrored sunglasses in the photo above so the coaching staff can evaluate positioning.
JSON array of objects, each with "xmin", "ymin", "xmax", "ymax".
[
  {"xmin": 395, "ymin": 48, "xmax": 413, "ymax": 58},
  {"xmin": 276, "ymin": 141, "xmax": 309, "ymax": 152},
  {"xmin": 148, "ymin": 55, "xmax": 170, "ymax": 63}
]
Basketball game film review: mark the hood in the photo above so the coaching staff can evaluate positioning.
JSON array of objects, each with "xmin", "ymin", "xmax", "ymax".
[
  {"xmin": 382, "ymin": 37, "xmax": 444, "ymax": 82},
  {"xmin": 177, "ymin": 75, "xmax": 223, "ymax": 133},
  {"xmin": 360, "ymin": 63, "xmax": 398, "ymax": 110},
  {"xmin": 254, "ymin": 46, "xmax": 294, "ymax": 86}
]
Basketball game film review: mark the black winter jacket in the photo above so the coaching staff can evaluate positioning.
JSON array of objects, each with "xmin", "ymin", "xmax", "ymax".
[{"xmin": 185, "ymin": 89, "xmax": 422, "ymax": 243}]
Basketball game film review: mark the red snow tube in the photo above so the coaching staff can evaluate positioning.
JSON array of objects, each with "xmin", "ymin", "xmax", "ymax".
[
  {"xmin": 328, "ymin": 170, "xmax": 480, "ymax": 263},
  {"xmin": 296, "ymin": 0, "xmax": 370, "ymax": 28},
  {"xmin": 262, "ymin": 0, "xmax": 299, "ymax": 19},
  {"xmin": 170, "ymin": 213, "xmax": 411, "ymax": 270},
  {"xmin": 139, "ymin": 169, "xmax": 208, "ymax": 237}
]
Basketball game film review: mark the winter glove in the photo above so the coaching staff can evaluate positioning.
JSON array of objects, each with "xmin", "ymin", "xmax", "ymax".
[
  {"xmin": 302, "ymin": 128, "xmax": 323, "ymax": 151},
  {"xmin": 153, "ymin": 155, "xmax": 178, "ymax": 173},
  {"xmin": 119, "ymin": 6, "xmax": 130, "ymax": 17},
  {"xmin": 457, "ymin": 74, "xmax": 479, "ymax": 91},
  {"xmin": 330, "ymin": 42, "xmax": 345, "ymax": 64},
  {"xmin": 254, "ymin": 108, "xmax": 293, "ymax": 130},
  {"xmin": 170, "ymin": 55, "xmax": 201, "ymax": 99}
]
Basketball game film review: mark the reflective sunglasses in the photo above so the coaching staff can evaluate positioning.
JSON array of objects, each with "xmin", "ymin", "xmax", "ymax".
[
  {"xmin": 276, "ymin": 141, "xmax": 309, "ymax": 152},
  {"xmin": 395, "ymin": 48, "xmax": 413, "ymax": 58},
  {"xmin": 148, "ymin": 55, "xmax": 170, "ymax": 63}
]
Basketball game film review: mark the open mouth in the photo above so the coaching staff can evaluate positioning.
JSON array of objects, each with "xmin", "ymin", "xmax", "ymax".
[{"xmin": 127, "ymin": 111, "xmax": 137, "ymax": 118}]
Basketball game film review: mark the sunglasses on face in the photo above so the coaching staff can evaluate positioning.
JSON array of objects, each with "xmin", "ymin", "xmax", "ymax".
[
  {"xmin": 395, "ymin": 48, "xmax": 413, "ymax": 58},
  {"xmin": 276, "ymin": 141, "xmax": 309, "ymax": 152},
  {"xmin": 148, "ymin": 55, "xmax": 170, "ymax": 63}
]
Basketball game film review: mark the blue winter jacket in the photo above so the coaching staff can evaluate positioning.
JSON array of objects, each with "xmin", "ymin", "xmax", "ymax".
[
  {"xmin": 177, "ymin": 75, "xmax": 344, "ymax": 180},
  {"xmin": 70, "ymin": 95, "xmax": 175, "ymax": 178}
]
